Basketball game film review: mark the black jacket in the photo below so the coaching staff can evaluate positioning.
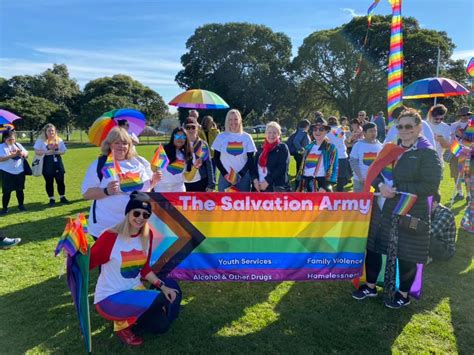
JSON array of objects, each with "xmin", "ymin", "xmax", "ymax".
[{"xmin": 251, "ymin": 143, "xmax": 290, "ymax": 190}]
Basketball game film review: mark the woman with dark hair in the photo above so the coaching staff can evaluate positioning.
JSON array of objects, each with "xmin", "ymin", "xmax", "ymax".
[
  {"xmin": 34, "ymin": 123, "xmax": 68, "ymax": 206},
  {"xmin": 0, "ymin": 129, "xmax": 28, "ymax": 214},
  {"xmin": 90, "ymin": 192, "xmax": 181, "ymax": 346},
  {"xmin": 352, "ymin": 108, "xmax": 442, "ymax": 309},
  {"xmin": 154, "ymin": 127, "xmax": 190, "ymax": 192},
  {"xmin": 251, "ymin": 121, "xmax": 290, "ymax": 192}
]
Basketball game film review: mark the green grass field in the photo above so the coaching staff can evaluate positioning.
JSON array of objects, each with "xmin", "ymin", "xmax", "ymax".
[{"xmin": 0, "ymin": 143, "xmax": 472, "ymax": 354}]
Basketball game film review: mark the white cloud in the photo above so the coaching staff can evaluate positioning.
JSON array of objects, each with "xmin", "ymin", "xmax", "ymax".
[
  {"xmin": 340, "ymin": 8, "xmax": 364, "ymax": 18},
  {"xmin": 451, "ymin": 49, "xmax": 474, "ymax": 61}
]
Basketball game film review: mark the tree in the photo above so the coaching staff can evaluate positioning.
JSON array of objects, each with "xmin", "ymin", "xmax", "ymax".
[
  {"xmin": 175, "ymin": 23, "xmax": 294, "ymax": 124},
  {"xmin": 80, "ymin": 75, "xmax": 167, "ymax": 129},
  {"xmin": 293, "ymin": 16, "xmax": 458, "ymax": 118},
  {"xmin": 0, "ymin": 96, "xmax": 59, "ymax": 131}
]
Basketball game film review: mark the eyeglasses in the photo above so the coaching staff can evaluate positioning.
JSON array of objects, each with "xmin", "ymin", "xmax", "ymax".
[
  {"xmin": 396, "ymin": 124, "xmax": 415, "ymax": 130},
  {"xmin": 185, "ymin": 125, "xmax": 197, "ymax": 130},
  {"xmin": 132, "ymin": 210, "xmax": 151, "ymax": 219},
  {"xmin": 174, "ymin": 134, "xmax": 186, "ymax": 140}
]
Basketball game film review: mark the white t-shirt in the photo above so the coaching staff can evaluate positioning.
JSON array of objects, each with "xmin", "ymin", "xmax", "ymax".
[
  {"xmin": 428, "ymin": 121, "xmax": 451, "ymax": 162},
  {"xmin": 450, "ymin": 120, "xmax": 469, "ymax": 139},
  {"xmin": 303, "ymin": 144, "xmax": 325, "ymax": 177},
  {"xmin": 258, "ymin": 164, "xmax": 268, "ymax": 182},
  {"xmin": 327, "ymin": 127, "xmax": 348, "ymax": 159},
  {"xmin": 0, "ymin": 142, "xmax": 28, "ymax": 174},
  {"xmin": 81, "ymin": 156, "xmax": 153, "ymax": 237},
  {"xmin": 212, "ymin": 132, "xmax": 256, "ymax": 173},
  {"xmin": 349, "ymin": 140, "xmax": 383, "ymax": 181},
  {"xmin": 384, "ymin": 120, "xmax": 435, "ymax": 148},
  {"xmin": 33, "ymin": 138, "xmax": 67, "ymax": 154}
]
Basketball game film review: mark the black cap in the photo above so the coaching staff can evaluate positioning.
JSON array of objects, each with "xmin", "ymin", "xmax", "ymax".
[{"xmin": 125, "ymin": 191, "xmax": 152, "ymax": 215}]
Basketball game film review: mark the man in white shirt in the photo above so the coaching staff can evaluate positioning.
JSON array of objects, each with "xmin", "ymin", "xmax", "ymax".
[
  {"xmin": 327, "ymin": 116, "xmax": 350, "ymax": 191},
  {"xmin": 427, "ymin": 104, "xmax": 451, "ymax": 165}
]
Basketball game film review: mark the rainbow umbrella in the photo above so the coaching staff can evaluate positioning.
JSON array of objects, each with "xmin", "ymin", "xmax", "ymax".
[
  {"xmin": 403, "ymin": 77, "xmax": 469, "ymax": 99},
  {"xmin": 467, "ymin": 57, "xmax": 474, "ymax": 77},
  {"xmin": 88, "ymin": 108, "xmax": 146, "ymax": 146},
  {"xmin": 0, "ymin": 109, "xmax": 22, "ymax": 125},
  {"xmin": 169, "ymin": 89, "xmax": 229, "ymax": 109}
]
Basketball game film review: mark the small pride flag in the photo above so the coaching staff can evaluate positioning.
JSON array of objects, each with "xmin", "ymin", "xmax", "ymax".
[
  {"xmin": 227, "ymin": 168, "xmax": 239, "ymax": 185},
  {"xmin": 77, "ymin": 213, "xmax": 88, "ymax": 234},
  {"xmin": 196, "ymin": 142, "xmax": 209, "ymax": 161},
  {"xmin": 225, "ymin": 185, "xmax": 239, "ymax": 193},
  {"xmin": 363, "ymin": 152, "xmax": 378, "ymax": 167},
  {"xmin": 54, "ymin": 216, "xmax": 88, "ymax": 256},
  {"xmin": 119, "ymin": 171, "xmax": 144, "ymax": 192},
  {"xmin": 102, "ymin": 153, "xmax": 117, "ymax": 179},
  {"xmin": 393, "ymin": 192, "xmax": 418, "ymax": 216},
  {"xmin": 151, "ymin": 144, "xmax": 169, "ymax": 171},
  {"xmin": 450, "ymin": 139, "xmax": 462, "ymax": 158}
]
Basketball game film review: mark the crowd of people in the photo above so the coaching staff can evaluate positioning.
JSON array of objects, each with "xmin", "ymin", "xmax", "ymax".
[{"xmin": 0, "ymin": 104, "xmax": 471, "ymax": 344}]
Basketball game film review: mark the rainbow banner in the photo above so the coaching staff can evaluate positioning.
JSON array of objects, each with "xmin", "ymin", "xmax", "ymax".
[
  {"xmin": 151, "ymin": 144, "xmax": 169, "ymax": 171},
  {"xmin": 148, "ymin": 192, "xmax": 373, "ymax": 282},
  {"xmin": 387, "ymin": 0, "xmax": 403, "ymax": 127}
]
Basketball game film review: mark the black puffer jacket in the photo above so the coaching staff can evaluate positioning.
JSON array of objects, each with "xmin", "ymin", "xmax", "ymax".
[
  {"xmin": 367, "ymin": 137, "xmax": 442, "ymax": 263},
  {"xmin": 251, "ymin": 143, "xmax": 290, "ymax": 190}
]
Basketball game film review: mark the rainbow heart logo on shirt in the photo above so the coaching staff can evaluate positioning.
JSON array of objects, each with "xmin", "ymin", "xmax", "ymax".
[
  {"xmin": 226, "ymin": 141, "xmax": 244, "ymax": 156},
  {"xmin": 120, "ymin": 249, "xmax": 147, "ymax": 279},
  {"xmin": 305, "ymin": 153, "xmax": 321, "ymax": 169},
  {"xmin": 167, "ymin": 159, "xmax": 185, "ymax": 175},
  {"xmin": 362, "ymin": 152, "xmax": 378, "ymax": 167},
  {"xmin": 119, "ymin": 171, "xmax": 144, "ymax": 192}
]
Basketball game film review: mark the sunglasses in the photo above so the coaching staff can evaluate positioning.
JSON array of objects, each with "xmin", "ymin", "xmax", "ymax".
[
  {"xmin": 174, "ymin": 134, "xmax": 186, "ymax": 140},
  {"xmin": 314, "ymin": 127, "xmax": 327, "ymax": 132},
  {"xmin": 132, "ymin": 210, "xmax": 151, "ymax": 219},
  {"xmin": 396, "ymin": 124, "xmax": 415, "ymax": 130},
  {"xmin": 185, "ymin": 125, "xmax": 197, "ymax": 130}
]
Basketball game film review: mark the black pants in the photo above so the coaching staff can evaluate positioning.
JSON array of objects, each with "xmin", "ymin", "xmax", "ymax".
[
  {"xmin": 365, "ymin": 249, "xmax": 417, "ymax": 293},
  {"xmin": 185, "ymin": 178, "xmax": 209, "ymax": 192},
  {"xmin": 3, "ymin": 190, "xmax": 24, "ymax": 209},
  {"xmin": 293, "ymin": 153, "xmax": 303, "ymax": 174},
  {"xmin": 43, "ymin": 172, "xmax": 65, "ymax": 198}
]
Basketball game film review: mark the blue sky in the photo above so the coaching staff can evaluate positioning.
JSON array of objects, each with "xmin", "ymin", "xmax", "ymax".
[{"xmin": 1, "ymin": 0, "xmax": 473, "ymax": 110}]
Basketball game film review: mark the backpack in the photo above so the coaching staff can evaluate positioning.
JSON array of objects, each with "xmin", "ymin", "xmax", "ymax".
[
  {"xmin": 91, "ymin": 155, "xmax": 108, "ymax": 225},
  {"xmin": 286, "ymin": 131, "xmax": 298, "ymax": 155}
]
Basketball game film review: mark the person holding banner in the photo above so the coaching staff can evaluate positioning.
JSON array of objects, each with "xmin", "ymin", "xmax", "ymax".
[
  {"xmin": 153, "ymin": 127, "xmax": 190, "ymax": 192},
  {"xmin": 212, "ymin": 109, "xmax": 256, "ymax": 191},
  {"xmin": 90, "ymin": 192, "xmax": 181, "ymax": 346},
  {"xmin": 82, "ymin": 127, "xmax": 162, "ymax": 240},
  {"xmin": 183, "ymin": 117, "xmax": 215, "ymax": 192},
  {"xmin": 353, "ymin": 109, "xmax": 442, "ymax": 309},
  {"xmin": 296, "ymin": 117, "xmax": 338, "ymax": 192},
  {"xmin": 251, "ymin": 121, "xmax": 290, "ymax": 192}
]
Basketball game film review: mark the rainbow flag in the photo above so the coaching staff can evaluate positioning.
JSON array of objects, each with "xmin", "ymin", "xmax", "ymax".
[
  {"xmin": 119, "ymin": 171, "xmax": 144, "ymax": 192},
  {"xmin": 77, "ymin": 213, "xmax": 88, "ymax": 234},
  {"xmin": 362, "ymin": 152, "xmax": 378, "ymax": 167},
  {"xmin": 227, "ymin": 168, "xmax": 239, "ymax": 185},
  {"xmin": 196, "ymin": 142, "xmax": 209, "ymax": 160},
  {"xmin": 102, "ymin": 153, "xmax": 117, "ymax": 179},
  {"xmin": 150, "ymin": 144, "xmax": 169, "ymax": 171},
  {"xmin": 467, "ymin": 57, "xmax": 474, "ymax": 77},
  {"xmin": 387, "ymin": 0, "xmax": 403, "ymax": 129},
  {"xmin": 149, "ymin": 192, "xmax": 373, "ymax": 282},
  {"xmin": 450, "ymin": 139, "xmax": 462, "ymax": 157},
  {"xmin": 225, "ymin": 185, "xmax": 240, "ymax": 193},
  {"xmin": 393, "ymin": 192, "xmax": 417, "ymax": 216},
  {"xmin": 54, "ymin": 216, "xmax": 88, "ymax": 256},
  {"xmin": 367, "ymin": 0, "xmax": 381, "ymax": 27}
]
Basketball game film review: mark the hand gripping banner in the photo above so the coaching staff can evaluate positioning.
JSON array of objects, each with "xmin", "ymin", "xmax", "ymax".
[{"xmin": 148, "ymin": 192, "xmax": 373, "ymax": 282}]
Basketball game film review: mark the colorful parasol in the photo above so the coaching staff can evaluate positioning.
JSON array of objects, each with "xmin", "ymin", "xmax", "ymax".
[
  {"xmin": 169, "ymin": 89, "xmax": 229, "ymax": 109},
  {"xmin": 88, "ymin": 108, "xmax": 146, "ymax": 146},
  {"xmin": 467, "ymin": 57, "xmax": 474, "ymax": 77},
  {"xmin": 0, "ymin": 109, "xmax": 22, "ymax": 125},
  {"xmin": 403, "ymin": 77, "xmax": 469, "ymax": 99}
]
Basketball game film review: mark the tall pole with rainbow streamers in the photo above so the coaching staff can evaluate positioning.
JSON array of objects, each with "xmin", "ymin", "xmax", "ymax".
[{"xmin": 386, "ymin": 0, "xmax": 403, "ymax": 127}]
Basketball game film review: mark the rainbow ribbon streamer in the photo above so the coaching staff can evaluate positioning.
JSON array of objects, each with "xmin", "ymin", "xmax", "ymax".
[
  {"xmin": 393, "ymin": 192, "xmax": 417, "ymax": 216},
  {"xmin": 387, "ymin": 0, "xmax": 403, "ymax": 128},
  {"xmin": 450, "ymin": 139, "xmax": 462, "ymax": 158},
  {"xmin": 367, "ymin": 0, "xmax": 381, "ymax": 27},
  {"xmin": 102, "ymin": 153, "xmax": 117, "ymax": 179},
  {"xmin": 119, "ymin": 171, "xmax": 144, "ymax": 192},
  {"xmin": 467, "ymin": 57, "xmax": 474, "ymax": 77},
  {"xmin": 151, "ymin": 144, "xmax": 169, "ymax": 171},
  {"xmin": 227, "ymin": 168, "xmax": 239, "ymax": 185}
]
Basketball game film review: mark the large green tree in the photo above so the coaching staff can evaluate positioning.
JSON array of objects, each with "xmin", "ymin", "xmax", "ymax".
[
  {"xmin": 175, "ymin": 23, "xmax": 294, "ymax": 124},
  {"xmin": 0, "ymin": 96, "xmax": 59, "ymax": 131},
  {"xmin": 293, "ymin": 16, "xmax": 459, "ymax": 118},
  {"xmin": 79, "ymin": 75, "xmax": 167, "ymax": 129}
]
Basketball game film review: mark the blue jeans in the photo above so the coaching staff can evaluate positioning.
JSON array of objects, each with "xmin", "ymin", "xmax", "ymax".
[{"xmin": 218, "ymin": 171, "xmax": 251, "ymax": 192}]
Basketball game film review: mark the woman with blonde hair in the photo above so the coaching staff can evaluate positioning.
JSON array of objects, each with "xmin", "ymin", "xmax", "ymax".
[
  {"xmin": 34, "ymin": 123, "xmax": 68, "ymax": 206},
  {"xmin": 82, "ymin": 127, "xmax": 162, "ymax": 240},
  {"xmin": 212, "ymin": 109, "xmax": 256, "ymax": 191},
  {"xmin": 90, "ymin": 192, "xmax": 181, "ymax": 346}
]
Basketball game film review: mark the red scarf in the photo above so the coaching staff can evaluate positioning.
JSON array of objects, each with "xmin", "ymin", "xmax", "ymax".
[{"xmin": 258, "ymin": 138, "xmax": 280, "ymax": 168}]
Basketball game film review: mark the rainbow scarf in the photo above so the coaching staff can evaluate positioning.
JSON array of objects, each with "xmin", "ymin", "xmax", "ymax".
[
  {"xmin": 119, "ymin": 171, "xmax": 144, "ymax": 192},
  {"xmin": 167, "ymin": 159, "xmax": 185, "ymax": 175},
  {"xmin": 151, "ymin": 144, "xmax": 169, "ymax": 171},
  {"xmin": 362, "ymin": 152, "xmax": 378, "ymax": 167},
  {"xmin": 387, "ymin": 0, "xmax": 403, "ymax": 128},
  {"xmin": 226, "ymin": 141, "xmax": 244, "ymax": 156},
  {"xmin": 393, "ymin": 192, "xmax": 417, "ymax": 216},
  {"xmin": 450, "ymin": 139, "xmax": 462, "ymax": 157},
  {"xmin": 120, "ymin": 249, "xmax": 147, "ymax": 279},
  {"xmin": 102, "ymin": 153, "xmax": 117, "ymax": 179},
  {"xmin": 227, "ymin": 168, "xmax": 239, "ymax": 185}
]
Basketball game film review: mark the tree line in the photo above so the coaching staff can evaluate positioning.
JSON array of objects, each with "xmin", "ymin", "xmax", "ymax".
[{"xmin": 0, "ymin": 16, "xmax": 469, "ymax": 132}]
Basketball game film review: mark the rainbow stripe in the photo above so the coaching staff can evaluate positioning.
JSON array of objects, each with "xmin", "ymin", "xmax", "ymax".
[
  {"xmin": 151, "ymin": 144, "xmax": 169, "ymax": 171},
  {"xmin": 305, "ymin": 153, "xmax": 322, "ymax": 170},
  {"xmin": 54, "ymin": 216, "xmax": 88, "ymax": 256},
  {"xmin": 467, "ymin": 57, "xmax": 474, "ymax": 77},
  {"xmin": 381, "ymin": 164, "xmax": 393, "ymax": 181},
  {"xmin": 464, "ymin": 117, "xmax": 474, "ymax": 140},
  {"xmin": 120, "ymin": 249, "xmax": 147, "ymax": 279},
  {"xmin": 225, "ymin": 185, "xmax": 239, "ymax": 193},
  {"xmin": 227, "ymin": 168, "xmax": 239, "ymax": 185},
  {"xmin": 77, "ymin": 213, "xmax": 88, "ymax": 234},
  {"xmin": 166, "ymin": 159, "xmax": 185, "ymax": 175},
  {"xmin": 119, "ymin": 171, "xmax": 144, "ymax": 192},
  {"xmin": 226, "ymin": 141, "xmax": 244, "ymax": 156},
  {"xmin": 387, "ymin": 0, "xmax": 403, "ymax": 127},
  {"xmin": 367, "ymin": 0, "xmax": 381, "ymax": 27},
  {"xmin": 393, "ymin": 192, "xmax": 417, "ymax": 215},
  {"xmin": 0, "ymin": 123, "xmax": 14, "ymax": 132},
  {"xmin": 450, "ymin": 139, "xmax": 462, "ymax": 157},
  {"xmin": 101, "ymin": 153, "xmax": 117, "ymax": 179},
  {"xmin": 196, "ymin": 142, "xmax": 209, "ymax": 160},
  {"xmin": 362, "ymin": 152, "xmax": 378, "ymax": 167},
  {"xmin": 149, "ymin": 192, "xmax": 373, "ymax": 282}
]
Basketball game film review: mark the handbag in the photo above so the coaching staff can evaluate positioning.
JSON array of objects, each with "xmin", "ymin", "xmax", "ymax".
[
  {"xmin": 23, "ymin": 158, "xmax": 33, "ymax": 176},
  {"xmin": 32, "ymin": 155, "xmax": 44, "ymax": 176},
  {"xmin": 398, "ymin": 215, "xmax": 429, "ymax": 235}
]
